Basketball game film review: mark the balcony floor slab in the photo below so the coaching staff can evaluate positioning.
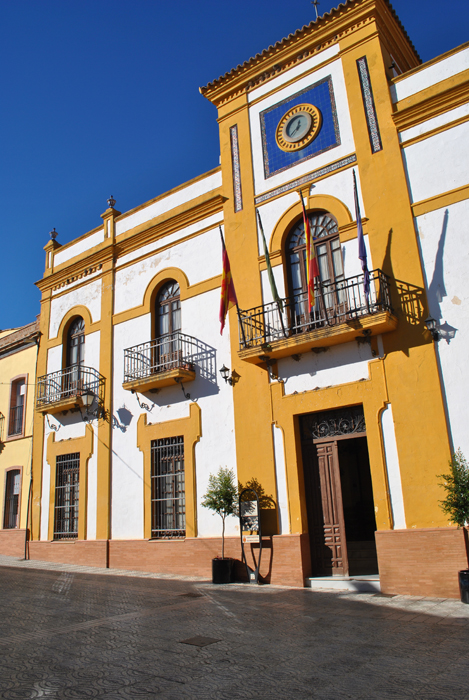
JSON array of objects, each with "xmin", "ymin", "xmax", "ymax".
[
  {"xmin": 123, "ymin": 368, "xmax": 196, "ymax": 393},
  {"xmin": 238, "ymin": 311, "xmax": 397, "ymax": 364}
]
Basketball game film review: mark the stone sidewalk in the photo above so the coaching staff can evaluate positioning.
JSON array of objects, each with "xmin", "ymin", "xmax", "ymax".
[{"xmin": 0, "ymin": 554, "xmax": 468, "ymax": 699}]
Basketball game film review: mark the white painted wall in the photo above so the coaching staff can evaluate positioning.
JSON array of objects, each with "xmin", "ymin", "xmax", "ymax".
[
  {"xmin": 249, "ymin": 58, "xmax": 356, "ymax": 195},
  {"xmin": 49, "ymin": 281, "xmax": 102, "ymax": 339},
  {"xmin": 272, "ymin": 424, "xmax": 290, "ymax": 535},
  {"xmin": 415, "ymin": 199, "xmax": 469, "ymax": 457},
  {"xmin": 403, "ymin": 121, "xmax": 469, "ymax": 204},
  {"xmin": 381, "ymin": 403, "xmax": 406, "ymax": 529},
  {"xmin": 40, "ymin": 433, "xmax": 50, "ymax": 541},
  {"xmin": 111, "ymin": 287, "xmax": 238, "ymax": 540},
  {"xmin": 54, "ymin": 229, "xmax": 104, "ymax": 267},
  {"xmin": 278, "ymin": 341, "xmax": 372, "ymax": 395},
  {"xmin": 87, "ymin": 429, "xmax": 99, "ymax": 540},
  {"xmin": 114, "ymin": 226, "xmax": 223, "ymax": 315},
  {"xmin": 399, "ymin": 103, "xmax": 469, "ymax": 144},
  {"xmin": 84, "ymin": 330, "xmax": 100, "ymax": 371},
  {"xmin": 117, "ymin": 213, "xmax": 223, "ymax": 268},
  {"xmin": 47, "ymin": 345, "xmax": 63, "ymax": 374},
  {"xmin": 390, "ymin": 46, "xmax": 469, "ymax": 103},
  {"xmin": 248, "ymin": 45, "xmax": 340, "ymax": 103},
  {"xmin": 115, "ymin": 171, "xmax": 222, "ymax": 237}
]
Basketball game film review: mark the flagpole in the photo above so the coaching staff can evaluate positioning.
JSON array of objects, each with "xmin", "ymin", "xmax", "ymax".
[
  {"xmin": 298, "ymin": 191, "xmax": 329, "ymax": 327},
  {"xmin": 219, "ymin": 225, "xmax": 247, "ymax": 346},
  {"xmin": 352, "ymin": 170, "xmax": 370, "ymax": 311},
  {"xmin": 256, "ymin": 210, "xmax": 287, "ymax": 339}
]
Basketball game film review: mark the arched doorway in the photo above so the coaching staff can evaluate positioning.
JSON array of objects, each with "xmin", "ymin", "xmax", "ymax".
[{"xmin": 155, "ymin": 281, "xmax": 181, "ymax": 371}]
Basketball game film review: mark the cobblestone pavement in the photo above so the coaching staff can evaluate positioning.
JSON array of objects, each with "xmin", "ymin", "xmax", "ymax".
[{"xmin": 1, "ymin": 555, "xmax": 469, "ymax": 699}]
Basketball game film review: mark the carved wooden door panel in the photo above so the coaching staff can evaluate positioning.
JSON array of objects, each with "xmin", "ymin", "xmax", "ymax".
[{"xmin": 315, "ymin": 440, "xmax": 348, "ymax": 576}]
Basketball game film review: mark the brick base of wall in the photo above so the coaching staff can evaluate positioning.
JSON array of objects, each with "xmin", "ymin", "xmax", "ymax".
[
  {"xmin": 28, "ymin": 540, "xmax": 108, "ymax": 568},
  {"xmin": 16, "ymin": 535, "xmax": 311, "ymax": 588},
  {"xmin": 109, "ymin": 534, "xmax": 311, "ymax": 587},
  {"xmin": 0, "ymin": 529, "xmax": 27, "ymax": 557},
  {"xmin": 376, "ymin": 527, "xmax": 469, "ymax": 598}
]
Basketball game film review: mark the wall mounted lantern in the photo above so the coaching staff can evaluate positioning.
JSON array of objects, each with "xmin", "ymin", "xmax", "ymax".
[
  {"xmin": 219, "ymin": 365, "xmax": 239, "ymax": 386},
  {"xmin": 77, "ymin": 389, "xmax": 104, "ymax": 421},
  {"xmin": 424, "ymin": 315, "xmax": 440, "ymax": 342}
]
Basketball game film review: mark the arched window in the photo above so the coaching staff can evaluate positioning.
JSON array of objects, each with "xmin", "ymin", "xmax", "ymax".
[
  {"xmin": 67, "ymin": 317, "xmax": 85, "ymax": 367},
  {"xmin": 156, "ymin": 282, "xmax": 181, "ymax": 337},
  {"xmin": 286, "ymin": 211, "xmax": 345, "ymax": 328}
]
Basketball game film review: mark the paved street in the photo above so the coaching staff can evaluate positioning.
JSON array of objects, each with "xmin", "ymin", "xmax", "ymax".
[{"xmin": 0, "ymin": 555, "xmax": 468, "ymax": 699}]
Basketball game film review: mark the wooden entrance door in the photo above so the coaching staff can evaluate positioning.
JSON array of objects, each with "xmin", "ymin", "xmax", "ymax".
[{"xmin": 303, "ymin": 439, "xmax": 349, "ymax": 576}]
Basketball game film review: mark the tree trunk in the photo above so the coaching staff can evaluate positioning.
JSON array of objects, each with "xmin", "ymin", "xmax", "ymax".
[{"xmin": 222, "ymin": 516, "xmax": 225, "ymax": 559}]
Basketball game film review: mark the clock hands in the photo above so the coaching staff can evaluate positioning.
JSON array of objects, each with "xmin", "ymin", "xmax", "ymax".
[{"xmin": 290, "ymin": 118, "xmax": 303, "ymax": 136}]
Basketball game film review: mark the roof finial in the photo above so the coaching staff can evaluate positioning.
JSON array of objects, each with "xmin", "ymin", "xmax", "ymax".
[
  {"xmin": 311, "ymin": 0, "xmax": 320, "ymax": 20},
  {"xmin": 49, "ymin": 227, "xmax": 58, "ymax": 240},
  {"xmin": 107, "ymin": 195, "xmax": 116, "ymax": 209}
]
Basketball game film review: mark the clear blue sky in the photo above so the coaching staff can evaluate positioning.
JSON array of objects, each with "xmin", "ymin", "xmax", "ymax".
[{"xmin": 1, "ymin": 0, "xmax": 467, "ymax": 330}]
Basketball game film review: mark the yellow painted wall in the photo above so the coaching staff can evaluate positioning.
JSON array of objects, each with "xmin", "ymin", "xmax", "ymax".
[
  {"xmin": 0, "ymin": 339, "xmax": 38, "ymax": 530},
  {"xmin": 213, "ymin": 2, "xmax": 452, "ymax": 538}
]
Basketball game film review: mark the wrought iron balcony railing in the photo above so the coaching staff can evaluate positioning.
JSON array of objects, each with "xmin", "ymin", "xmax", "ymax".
[
  {"xmin": 124, "ymin": 331, "xmax": 198, "ymax": 384},
  {"xmin": 36, "ymin": 366, "xmax": 105, "ymax": 409},
  {"xmin": 238, "ymin": 269, "xmax": 392, "ymax": 350}
]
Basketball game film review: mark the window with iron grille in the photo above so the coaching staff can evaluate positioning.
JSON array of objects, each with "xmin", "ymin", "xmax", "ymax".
[
  {"xmin": 3, "ymin": 469, "xmax": 21, "ymax": 529},
  {"xmin": 54, "ymin": 453, "xmax": 80, "ymax": 540},
  {"xmin": 151, "ymin": 437, "xmax": 185, "ymax": 538}
]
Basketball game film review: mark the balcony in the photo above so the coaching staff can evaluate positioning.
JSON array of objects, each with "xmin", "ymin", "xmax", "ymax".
[
  {"xmin": 123, "ymin": 331, "xmax": 197, "ymax": 393},
  {"xmin": 238, "ymin": 269, "xmax": 397, "ymax": 364},
  {"xmin": 36, "ymin": 366, "xmax": 105, "ymax": 415}
]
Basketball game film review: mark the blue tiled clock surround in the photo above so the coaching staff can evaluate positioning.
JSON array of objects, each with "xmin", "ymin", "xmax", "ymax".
[{"xmin": 260, "ymin": 76, "xmax": 340, "ymax": 179}]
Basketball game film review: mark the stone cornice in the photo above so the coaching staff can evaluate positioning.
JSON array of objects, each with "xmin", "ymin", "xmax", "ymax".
[
  {"xmin": 114, "ymin": 193, "xmax": 226, "ymax": 260},
  {"xmin": 200, "ymin": 0, "xmax": 419, "ymax": 108},
  {"xmin": 393, "ymin": 71, "xmax": 469, "ymax": 131},
  {"xmin": 35, "ymin": 192, "xmax": 226, "ymax": 295},
  {"xmin": 36, "ymin": 247, "xmax": 111, "ymax": 293}
]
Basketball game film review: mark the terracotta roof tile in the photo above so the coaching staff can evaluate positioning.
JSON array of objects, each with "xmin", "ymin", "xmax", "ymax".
[{"xmin": 200, "ymin": 0, "xmax": 419, "ymax": 94}]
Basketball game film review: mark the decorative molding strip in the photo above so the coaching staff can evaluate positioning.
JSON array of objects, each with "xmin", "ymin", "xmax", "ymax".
[
  {"xmin": 411, "ymin": 183, "xmax": 469, "ymax": 218},
  {"xmin": 357, "ymin": 56, "xmax": 383, "ymax": 154},
  {"xmin": 254, "ymin": 154, "xmax": 357, "ymax": 205},
  {"xmin": 51, "ymin": 264, "xmax": 103, "ymax": 292},
  {"xmin": 230, "ymin": 125, "xmax": 243, "ymax": 212}
]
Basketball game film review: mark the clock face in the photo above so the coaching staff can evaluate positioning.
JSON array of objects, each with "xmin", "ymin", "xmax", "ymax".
[
  {"xmin": 284, "ymin": 113, "xmax": 312, "ymax": 142},
  {"xmin": 276, "ymin": 103, "xmax": 322, "ymax": 152}
]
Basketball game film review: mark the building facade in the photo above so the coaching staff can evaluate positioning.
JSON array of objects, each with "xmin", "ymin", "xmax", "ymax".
[
  {"xmin": 23, "ymin": 0, "xmax": 469, "ymax": 596},
  {"xmin": 0, "ymin": 320, "xmax": 40, "ymax": 556}
]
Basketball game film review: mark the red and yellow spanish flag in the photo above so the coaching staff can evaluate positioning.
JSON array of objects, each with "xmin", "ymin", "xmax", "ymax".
[
  {"xmin": 300, "ymin": 191, "xmax": 320, "ymax": 310},
  {"xmin": 219, "ymin": 227, "xmax": 238, "ymax": 334}
]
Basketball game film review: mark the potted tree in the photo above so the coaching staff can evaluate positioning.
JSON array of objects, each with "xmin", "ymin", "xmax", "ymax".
[
  {"xmin": 438, "ymin": 449, "xmax": 469, "ymax": 603},
  {"xmin": 201, "ymin": 467, "xmax": 238, "ymax": 584}
]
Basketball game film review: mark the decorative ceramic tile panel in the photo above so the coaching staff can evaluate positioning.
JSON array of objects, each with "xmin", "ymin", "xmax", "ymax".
[
  {"xmin": 260, "ymin": 76, "xmax": 341, "ymax": 179},
  {"xmin": 230, "ymin": 125, "xmax": 243, "ymax": 212},
  {"xmin": 357, "ymin": 57, "xmax": 383, "ymax": 154},
  {"xmin": 254, "ymin": 154, "xmax": 357, "ymax": 205}
]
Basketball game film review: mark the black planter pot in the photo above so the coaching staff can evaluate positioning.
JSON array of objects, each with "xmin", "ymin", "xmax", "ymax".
[
  {"xmin": 212, "ymin": 558, "xmax": 234, "ymax": 584},
  {"xmin": 459, "ymin": 569, "xmax": 469, "ymax": 604}
]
